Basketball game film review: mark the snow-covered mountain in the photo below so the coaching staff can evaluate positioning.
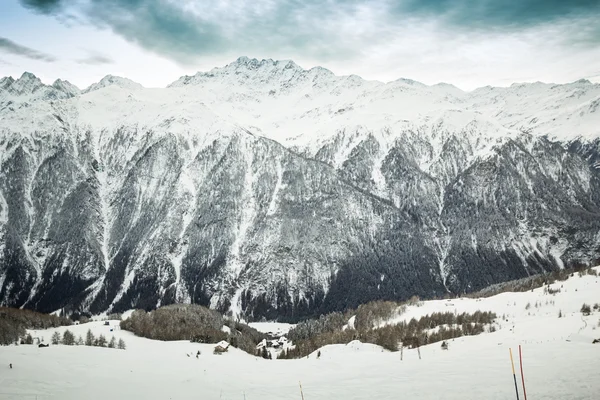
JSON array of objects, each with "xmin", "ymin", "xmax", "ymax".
[{"xmin": 1, "ymin": 57, "xmax": 600, "ymax": 320}]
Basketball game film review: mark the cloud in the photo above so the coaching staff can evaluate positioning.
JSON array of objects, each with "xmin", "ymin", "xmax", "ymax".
[
  {"xmin": 397, "ymin": 0, "xmax": 600, "ymax": 31},
  {"xmin": 17, "ymin": 0, "xmax": 600, "ymax": 68},
  {"xmin": 76, "ymin": 52, "xmax": 113, "ymax": 65},
  {"xmin": 0, "ymin": 37, "xmax": 57, "ymax": 62},
  {"xmin": 20, "ymin": 0, "xmax": 64, "ymax": 14}
]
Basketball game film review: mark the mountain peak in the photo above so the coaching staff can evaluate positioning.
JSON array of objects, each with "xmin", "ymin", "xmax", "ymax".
[
  {"xmin": 20, "ymin": 71, "xmax": 40, "ymax": 81},
  {"xmin": 169, "ymin": 57, "xmax": 306, "ymax": 88},
  {"xmin": 83, "ymin": 75, "xmax": 143, "ymax": 94},
  {"xmin": 5, "ymin": 71, "xmax": 45, "ymax": 95},
  {"xmin": 227, "ymin": 57, "xmax": 300, "ymax": 71},
  {"xmin": 394, "ymin": 77, "xmax": 426, "ymax": 87},
  {"xmin": 52, "ymin": 79, "xmax": 80, "ymax": 97},
  {"xmin": 0, "ymin": 76, "xmax": 15, "ymax": 90}
]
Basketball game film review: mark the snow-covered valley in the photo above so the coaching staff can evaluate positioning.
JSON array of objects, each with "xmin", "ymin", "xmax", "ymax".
[{"xmin": 1, "ymin": 267, "xmax": 599, "ymax": 400}]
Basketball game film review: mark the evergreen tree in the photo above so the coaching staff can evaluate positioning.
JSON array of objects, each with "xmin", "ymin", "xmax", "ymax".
[
  {"xmin": 76, "ymin": 335, "xmax": 84, "ymax": 345},
  {"xmin": 108, "ymin": 336, "xmax": 116, "ymax": 349},
  {"xmin": 85, "ymin": 329, "xmax": 95, "ymax": 346},
  {"xmin": 97, "ymin": 334, "xmax": 107, "ymax": 347},
  {"xmin": 62, "ymin": 330, "xmax": 75, "ymax": 345},
  {"xmin": 118, "ymin": 338, "xmax": 126, "ymax": 350},
  {"xmin": 51, "ymin": 331, "xmax": 61, "ymax": 345},
  {"xmin": 24, "ymin": 333, "xmax": 33, "ymax": 344}
]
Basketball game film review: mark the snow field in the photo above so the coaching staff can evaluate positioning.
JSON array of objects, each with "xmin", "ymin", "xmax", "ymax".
[{"xmin": 0, "ymin": 269, "xmax": 599, "ymax": 399}]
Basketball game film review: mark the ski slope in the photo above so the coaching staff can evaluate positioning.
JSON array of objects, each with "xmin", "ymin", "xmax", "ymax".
[{"xmin": 1, "ymin": 268, "xmax": 599, "ymax": 400}]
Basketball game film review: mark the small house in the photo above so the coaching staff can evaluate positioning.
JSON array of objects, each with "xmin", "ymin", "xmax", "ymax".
[{"xmin": 214, "ymin": 340, "xmax": 230, "ymax": 354}]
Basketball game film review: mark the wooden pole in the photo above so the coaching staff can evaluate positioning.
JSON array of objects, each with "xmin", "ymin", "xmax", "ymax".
[
  {"xmin": 519, "ymin": 345, "xmax": 527, "ymax": 400},
  {"xmin": 509, "ymin": 348, "xmax": 520, "ymax": 400},
  {"xmin": 299, "ymin": 381, "xmax": 305, "ymax": 400},
  {"xmin": 417, "ymin": 346, "xmax": 421, "ymax": 360}
]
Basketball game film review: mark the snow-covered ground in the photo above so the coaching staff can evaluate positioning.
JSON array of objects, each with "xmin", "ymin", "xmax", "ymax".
[
  {"xmin": 249, "ymin": 321, "xmax": 295, "ymax": 336},
  {"xmin": 1, "ymin": 269, "xmax": 599, "ymax": 399}
]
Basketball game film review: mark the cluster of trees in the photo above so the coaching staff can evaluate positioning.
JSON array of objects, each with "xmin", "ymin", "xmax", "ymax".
[
  {"xmin": 0, "ymin": 307, "xmax": 72, "ymax": 345},
  {"xmin": 121, "ymin": 305, "xmax": 225, "ymax": 342},
  {"xmin": 120, "ymin": 304, "xmax": 266, "ymax": 356},
  {"xmin": 49, "ymin": 329, "xmax": 126, "ymax": 349},
  {"xmin": 581, "ymin": 304, "xmax": 592, "ymax": 316},
  {"xmin": 224, "ymin": 320, "xmax": 265, "ymax": 355},
  {"xmin": 287, "ymin": 311, "xmax": 350, "ymax": 342},
  {"xmin": 354, "ymin": 301, "xmax": 407, "ymax": 331},
  {"xmin": 257, "ymin": 347, "xmax": 272, "ymax": 359},
  {"xmin": 280, "ymin": 309, "xmax": 496, "ymax": 358}
]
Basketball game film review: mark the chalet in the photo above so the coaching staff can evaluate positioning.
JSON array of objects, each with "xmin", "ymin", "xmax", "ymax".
[{"xmin": 214, "ymin": 340, "xmax": 230, "ymax": 354}]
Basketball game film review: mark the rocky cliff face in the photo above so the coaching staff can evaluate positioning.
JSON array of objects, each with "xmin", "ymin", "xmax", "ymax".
[{"xmin": 1, "ymin": 59, "xmax": 600, "ymax": 321}]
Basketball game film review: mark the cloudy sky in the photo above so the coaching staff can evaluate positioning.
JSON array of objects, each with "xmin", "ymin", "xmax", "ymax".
[{"xmin": 1, "ymin": 0, "xmax": 600, "ymax": 90}]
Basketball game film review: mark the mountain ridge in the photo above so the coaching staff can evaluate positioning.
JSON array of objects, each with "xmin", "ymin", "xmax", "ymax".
[
  {"xmin": 4, "ymin": 56, "xmax": 599, "ymax": 96},
  {"xmin": 1, "ymin": 58, "xmax": 600, "ymax": 321}
]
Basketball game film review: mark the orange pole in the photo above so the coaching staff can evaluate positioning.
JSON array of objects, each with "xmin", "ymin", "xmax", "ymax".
[{"xmin": 519, "ymin": 345, "xmax": 527, "ymax": 400}]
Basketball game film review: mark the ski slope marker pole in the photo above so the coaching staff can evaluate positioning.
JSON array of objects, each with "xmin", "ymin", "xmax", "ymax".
[
  {"xmin": 519, "ymin": 345, "xmax": 527, "ymax": 400},
  {"xmin": 299, "ymin": 381, "xmax": 305, "ymax": 400},
  {"xmin": 509, "ymin": 348, "xmax": 520, "ymax": 400}
]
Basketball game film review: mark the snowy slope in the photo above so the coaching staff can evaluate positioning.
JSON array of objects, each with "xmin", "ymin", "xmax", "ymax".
[
  {"xmin": 1, "ymin": 58, "xmax": 600, "ymax": 319},
  {"xmin": 0, "ymin": 269, "xmax": 598, "ymax": 399}
]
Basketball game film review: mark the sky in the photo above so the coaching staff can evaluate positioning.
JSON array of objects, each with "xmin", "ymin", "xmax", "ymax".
[{"xmin": 1, "ymin": 0, "xmax": 600, "ymax": 91}]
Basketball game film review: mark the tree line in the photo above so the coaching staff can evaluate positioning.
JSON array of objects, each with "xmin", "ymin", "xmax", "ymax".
[
  {"xmin": 48, "ymin": 329, "xmax": 126, "ymax": 349},
  {"xmin": 0, "ymin": 307, "xmax": 72, "ymax": 345}
]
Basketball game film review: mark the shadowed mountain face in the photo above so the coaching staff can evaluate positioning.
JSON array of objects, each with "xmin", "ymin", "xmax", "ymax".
[{"xmin": 1, "ymin": 59, "xmax": 600, "ymax": 321}]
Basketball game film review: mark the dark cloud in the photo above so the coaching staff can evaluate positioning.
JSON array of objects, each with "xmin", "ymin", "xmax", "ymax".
[
  {"xmin": 17, "ymin": 0, "xmax": 600, "ymax": 65},
  {"xmin": 76, "ymin": 52, "xmax": 113, "ymax": 65},
  {"xmin": 397, "ymin": 0, "xmax": 600, "ymax": 30},
  {"xmin": 20, "ymin": 0, "xmax": 64, "ymax": 14},
  {"xmin": 85, "ymin": 0, "xmax": 226, "ymax": 64},
  {"xmin": 0, "ymin": 37, "xmax": 56, "ymax": 62}
]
